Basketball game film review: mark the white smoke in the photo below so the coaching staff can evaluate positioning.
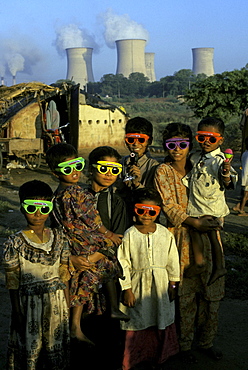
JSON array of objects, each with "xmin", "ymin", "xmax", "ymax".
[
  {"xmin": 54, "ymin": 23, "xmax": 100, "ymax": 56},
  {"xmin": 100, "ymin": 9, "xmax": 149, "ymax": 49},
  {"xmin": 1, "ymin": 36, "xmax": 42, "ymax": 78}
]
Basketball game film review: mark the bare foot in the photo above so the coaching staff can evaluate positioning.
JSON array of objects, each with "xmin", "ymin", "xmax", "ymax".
[
  {"xmin": 111, "ymin": 309, "xmax": 130, "ymax": 321},
  {"xmin": 237, "ymin": 212, "xmax": 248, "ymax": 216},
  {"xmin": 70, "ymin": 329, "xmax": 95, "ymax": 345},
  {"xmin": 232, "ymin": 203, "xmax": 241, "ymax": 212},
  {"xmin": 184, "ymin": 263, "xmax": 206, "ymax": 278},
  {"xmin": 207, "ymin": 268, "xmax": 227, "ymax": 286}
]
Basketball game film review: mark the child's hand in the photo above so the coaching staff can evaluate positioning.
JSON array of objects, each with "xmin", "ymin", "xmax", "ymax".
[
  {"xmin": 129, "ymin": 164, "xmax": 142, "ymax": 187},
  {"xmin": 222, "ymin": 160, "xmax": 231, "ymax": 175},
  {"xmin": 168, "ymin": 282, "xmax": 177, "ymax": 302},
  {"xmin": 122, "ymin": 289, "xmax": 136, "ymax": 307},
  {"xmin": 70, "ymin": 255, "xmax": 94, "ymax": 271},
  {"xmin": 109, "ymin": 232, "xmax": 123, "ymax": 246}
]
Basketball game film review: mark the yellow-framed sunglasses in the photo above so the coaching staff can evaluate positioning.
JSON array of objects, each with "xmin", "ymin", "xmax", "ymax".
[{"xmin": 92, "ymin": 161, "xmax": 122, "ymax": 176}]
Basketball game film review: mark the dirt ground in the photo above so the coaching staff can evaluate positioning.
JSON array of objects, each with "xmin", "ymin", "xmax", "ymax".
[{"xmin": 0, "ymin": 151, "xmax": 248, "ymax": 369}]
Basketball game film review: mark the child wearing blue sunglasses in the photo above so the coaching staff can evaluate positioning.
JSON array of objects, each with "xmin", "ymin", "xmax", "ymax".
[
  {"xmin": 46, "ymin": 143, "xmax": 129, "ymax": 346},
  {"xmin": 2, "ymin": 180, "xmax": 71, "ymax": 369}
]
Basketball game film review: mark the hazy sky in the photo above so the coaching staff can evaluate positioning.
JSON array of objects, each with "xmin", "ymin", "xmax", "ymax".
[{"xmin": 1, "ymin": 0, "xmax": 248, "ymax": 85}]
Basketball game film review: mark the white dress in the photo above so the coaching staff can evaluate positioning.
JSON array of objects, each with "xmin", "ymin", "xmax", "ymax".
[{"xmin": 118, "ymin": 224, "xmax": 180, "ymax": 331}]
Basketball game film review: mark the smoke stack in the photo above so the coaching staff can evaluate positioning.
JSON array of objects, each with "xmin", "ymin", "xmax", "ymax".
[
  {"xmin": 12, "ymin": 76, "xmax": 16, "ymax": 85},
  {"xmin": 1, "ymin": 77, "xmax": 4, "ymax": 86},
  {"xmin": 66, "ymin": 47, "xmax": 94, "ymax": 87},
  {"xmin": 192, "ymin": 47, "xmax": 214, "ymax": 76},
  {"xmin": 115, "ymin": 39, "xmax": 147, "ymax": 78},
  {"xmin": 145, "ymin": 52, "xmax": 156, "ymax": 82}
]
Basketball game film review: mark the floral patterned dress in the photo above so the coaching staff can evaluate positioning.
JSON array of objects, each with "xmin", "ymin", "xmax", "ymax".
[
  {"xmin": 53, "ymin": 185, "xmax": 120, "ymax": 314},
  {"xmin": 2, "ymin": 228, "xmax": 71, "ymax": 370}
]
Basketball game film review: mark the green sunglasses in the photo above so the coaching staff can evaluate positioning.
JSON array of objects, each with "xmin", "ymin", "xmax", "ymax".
[
  {"xmin": 56, "ymin": 157, "xmax": 85, "ymax": 175},
  {"xmin": 22, "ymin": 199, "xmax": 53, "ymax": 215}
]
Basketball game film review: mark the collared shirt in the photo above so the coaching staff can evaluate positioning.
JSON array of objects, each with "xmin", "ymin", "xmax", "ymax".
[{"xmin": 182, "ymin": 148, "xmax": 237, "ymax": 218}]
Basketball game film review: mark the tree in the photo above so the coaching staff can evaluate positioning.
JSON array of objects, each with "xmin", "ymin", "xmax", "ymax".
[{"xmin": 184, "ymin": 67, "xmax": 248, "ymax": 120}]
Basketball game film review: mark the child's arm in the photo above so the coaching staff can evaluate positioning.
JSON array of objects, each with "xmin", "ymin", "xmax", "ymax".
[
  {"xmin": 168, "ymin": 282, "xmax": 177, "ymax": 302},
  {"xmin": 122, "ymin": 288, "xmax": 136, "ymax": 307},
  {"xmin": 9, "ymin": 289, "xmax": 25, "ymax": 338},
  {"xmin": 98, "ymin": 224, "xmax": 123, "ymax": 246}
]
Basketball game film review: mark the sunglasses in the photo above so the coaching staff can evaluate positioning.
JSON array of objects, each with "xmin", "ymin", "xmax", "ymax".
[
  {"xmin": 195, "ymin": 131, "xmax": 223, "ymax": 144},
  {"xmin": 92, "ymin": 161, "xmax": 122, "ymax": 176},
  {"xmin": 165, "ymin": 138, "xmax": 190, "ymax": 150},
  {"xmin": 22, "ymin": 199, "xmax": 53, "ymax": 215},
  {"xmin": 134, "ymin": 203, "xmax": 161, "ymax": 217},
  {"xmin": 56, "ymin": 157, "xmax": 85, "ymax": 175},
  {"xmin": 125, "ymin": 133, "xmax": 150, "ymax": 145}
]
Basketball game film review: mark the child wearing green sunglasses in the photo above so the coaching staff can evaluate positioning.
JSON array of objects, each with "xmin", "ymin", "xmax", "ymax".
[
  {"xmin": 46, "ymin": 143, "xmax": 129, "ymax": 345},
  {"xmin": 2, "ymin": 180, "xmax": 71, "ymax": 369}
]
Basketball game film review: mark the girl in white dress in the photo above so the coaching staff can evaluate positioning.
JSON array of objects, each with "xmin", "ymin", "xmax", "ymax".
[{"xmin": 118, "ymin": 187, "xmax": 180, "ymax": 370}]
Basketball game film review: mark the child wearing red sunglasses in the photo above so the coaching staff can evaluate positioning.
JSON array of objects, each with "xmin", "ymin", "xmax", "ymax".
[
  {"xmin": 118, "ymin": 188, "xmax": 180, "ymax": 370},
  {"xmin": 183, "ymin": 117, "xmax": 237, "ymax": 285},
  {"xmin": 115, "ymin": 116, "xmax": 159, "ymax": 227}
]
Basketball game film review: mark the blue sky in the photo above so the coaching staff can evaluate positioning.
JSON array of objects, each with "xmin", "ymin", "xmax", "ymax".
[{"xmin": 1, "ymin": 0, "xmax": 248, "ymax": 85}]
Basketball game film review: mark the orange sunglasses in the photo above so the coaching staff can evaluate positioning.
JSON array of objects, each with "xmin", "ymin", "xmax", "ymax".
[
  {"xmin": 134, "ymin": 203, "xmax": 161, "ymax": 217},
  {"xmin": 195, "ymin": 131, "xmax": 223, "ymax": 144},
  {"xmin": 125, "ymin": 133, "xmax": 150, "ymax": 145}
]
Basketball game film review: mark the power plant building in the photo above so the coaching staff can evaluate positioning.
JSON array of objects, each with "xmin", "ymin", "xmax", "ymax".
[
  {"xmin": 192, "ymin": 47, "xmax": 214, "ymax": 76},
  {"xmin": 145, "ymin": 52, "xmax": 156, "ymax": 82},
  {"xmin": 115, "ymin": 39, "xmax": 147, "ymax": 78},
  {"xmin": 66, "ymin": 47, "xmax": 95, "ymax": 87}
]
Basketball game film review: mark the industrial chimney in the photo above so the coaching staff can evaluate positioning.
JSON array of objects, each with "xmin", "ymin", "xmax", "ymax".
[
  {"xmin": 192, "ymin": 47, "xmax": 214, "ymax": 76},
  {"xmin": 1, "ymin": 77, "xmax": 4, "ymax": 85},
  {"xmin": 12, "ymin": 76, "xmax": 16, "ymax": 85},
  {"xmin": 145, "ymin": 52, "xmax": 156, "ymax": 82},
  {"xmin": 66, "ymin": 47, "xmax": 94, "ymax": 87},
  {"xmin": 115, "ymin": 39, "xmax": 147, "ymax": 78}
]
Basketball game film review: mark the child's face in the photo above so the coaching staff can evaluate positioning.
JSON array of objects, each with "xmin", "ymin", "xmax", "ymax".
[
  {"xmin": 166, "ymin": 136, "xmax": 190, "ymax": 163},
  {"xmin": 91, "ymin": 156, "xmax": 120, "ymax": 191},
  {"xmin": 197, "ymin": 125, "xmax": 224, "ymax": 153},
  {"xmin": 22, "ymin": 200, "xmax": 51, "ymax": 228},
  {"xmin": 125, "ymin": 133, "xmax": 150, "ymax": 158},
  {"xmin": 134, "ymin": 200, "xmax": 160, "ymax": 226},
  {"xmin": 55, "ymin": 156, "xmax": 82, "ymax": 186}
]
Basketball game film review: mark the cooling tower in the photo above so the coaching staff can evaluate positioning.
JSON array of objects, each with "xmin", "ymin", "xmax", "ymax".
[
  {"xmin": 115, "ymin": 39, "xmax": 147, "ymax": 78},
  {"xmin": 66, "ymin": 47, "xmax": 94, "ymax": 86},
  {"xmin": 192, "ymin": 47, "xmax": 214, "ymax": 76},
  {"xmin": 145, "ymin": 52, "xmax": 156, "ymax": 82}
]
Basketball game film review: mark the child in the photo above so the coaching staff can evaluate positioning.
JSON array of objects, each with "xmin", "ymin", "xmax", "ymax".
[
  {"xmin": 118, "ymin": 188, "xmax": 180, "ymax": 370},
  {"xmin": 233, "ymin": 137, "xmax": 248, "ymax": 215},
  {"xmin": 87, "ymin": 145, "xmax": 126, "ymax": 235},
  {"xmin": 115, "ymin": 116, "xmax": 159, "ymax": 226},
  {"xmin": 183, "ymin": 117, "xmax": 237, "ymax": 285},
  {"xmin": 2, "ymin": 180, "xmax": 71, "ymax": 370},
  {"xmin": 45, "ymin": 143, "xmax": 129, "ymax": 345}
]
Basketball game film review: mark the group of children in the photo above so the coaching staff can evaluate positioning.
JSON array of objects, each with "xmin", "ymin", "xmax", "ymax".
[{"xmin": 2, "ymin": 115, "xmax": 236, "ymax": 369}]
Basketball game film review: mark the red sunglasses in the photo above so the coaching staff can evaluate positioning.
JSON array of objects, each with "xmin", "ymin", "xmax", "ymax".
[
  {"xmin": 125, "ymin": 133, "xmax": 150, "ymax": 145},
  {"xmin": 195, "ymin": 131, "xmax": 223, "ymax": 144},
  {"xmin": 134, "ymin": 203, "xmax": 161, "ymax": 217}
]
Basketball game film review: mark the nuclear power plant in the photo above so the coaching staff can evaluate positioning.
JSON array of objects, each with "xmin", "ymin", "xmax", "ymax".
[
  {"xmin": 66, "ymin": 47, "xmax": 95, "ymax": 86},
  {"xmin": 192, "ymin": 47, "xmax": 214, "ymax": 76},
  {"xmin": 115, "ymin": 39, "xmax": 147, "ymax": 78},
  {"xmin": 145, "ymin": 52, "xmax": 156, "ymax": 82}
]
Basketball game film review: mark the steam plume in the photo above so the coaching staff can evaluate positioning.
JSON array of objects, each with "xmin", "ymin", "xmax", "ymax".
[
  {"xmin": 54, "ymin": 23, "xmax": 100, "ymax": 56},
  {"xmin": 100, "ymin": 9, "xmax": 149, "ymax": 49}
]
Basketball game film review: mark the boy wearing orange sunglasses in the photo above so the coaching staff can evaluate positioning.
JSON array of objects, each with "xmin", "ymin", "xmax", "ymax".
[
  {"xmin": 115, "ymin": 116, "xmax": 159, "ymax": 227},
  {"xmin": 183, "ymin": 117, "xmax": 237, "ymax": 285}
]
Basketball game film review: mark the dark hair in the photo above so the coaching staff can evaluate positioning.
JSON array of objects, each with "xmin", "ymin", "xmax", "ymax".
[
  {"xmin": 46, "ymin": 143, "xmax": 78, "ymax": 171},
  {"xmin": 88, "ymin": 146, "xmax": 121, "ymax": 167},
  {"xmin": 198, "ymin": 116, "xmax": 225, "ymax": 136},
  {"xmin": 162, "ymin": 122, "xmax": 193, "ymax": 151},
  {"xmin": 19, "ymin": 180, "xmax": 53, "ymax": 203},
  {"xmin": 133, "ymin": 187, "xmax": 162, "ymax": 206},
  {"xmin": 125, "ymin": 116, "xmax": 153, "ymax": 143}
]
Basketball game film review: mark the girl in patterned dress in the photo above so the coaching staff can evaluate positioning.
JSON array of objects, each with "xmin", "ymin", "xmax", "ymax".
[
  {"xmin": 45, "ymin": 143, "xmax": 129, "ymax": 346},
  {"xmin": 2, "ymin": 180, "xmax": 71, "ymax": 370}
]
